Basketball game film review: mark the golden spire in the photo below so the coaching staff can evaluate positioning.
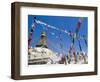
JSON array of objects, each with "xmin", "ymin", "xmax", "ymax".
[{"xmin": 36, "ymin": 32, "xmax": 48, "ymax": 48}]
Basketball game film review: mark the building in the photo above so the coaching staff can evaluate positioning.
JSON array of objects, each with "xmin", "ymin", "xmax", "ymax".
[{"xmin": 28, "ymin": 32, "xmax": 60, "ymax": 65}]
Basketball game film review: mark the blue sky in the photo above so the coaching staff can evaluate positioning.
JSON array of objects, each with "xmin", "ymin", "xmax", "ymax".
[{"xmin": 28, "ymin": 15, "xmax": 88, "ymax": 55}]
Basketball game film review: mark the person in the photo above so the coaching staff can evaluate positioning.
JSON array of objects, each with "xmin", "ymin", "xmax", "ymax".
[
  {"xmin": 73, "ymin": 51, "xmax": 77, "ymax": 64},
  {"xmin": 67, "ymin": 51, "xmax": 71, "ymax": 64},
  {"xmin": 59, "ymin": 54, "xmax": 67, "ymax": 65}
]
